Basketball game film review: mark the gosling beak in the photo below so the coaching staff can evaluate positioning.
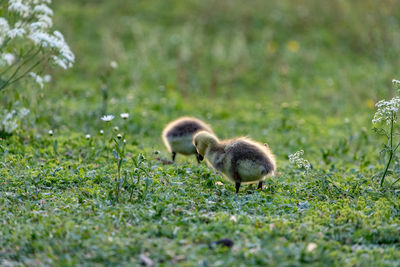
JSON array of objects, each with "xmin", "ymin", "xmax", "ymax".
[{"xmin": 198, "ymin": 154, "xmax": 204, "ymax": 161}]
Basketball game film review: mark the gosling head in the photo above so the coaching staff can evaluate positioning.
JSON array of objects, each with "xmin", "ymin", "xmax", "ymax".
[{"xmin": 193, "ymin": 131, "xmax": 219, "ymax": 159}]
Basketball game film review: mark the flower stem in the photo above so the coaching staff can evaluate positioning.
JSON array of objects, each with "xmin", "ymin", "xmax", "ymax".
[{"xmin": 380, "ymin": 114, "xmax": 395, "ymax": 187}]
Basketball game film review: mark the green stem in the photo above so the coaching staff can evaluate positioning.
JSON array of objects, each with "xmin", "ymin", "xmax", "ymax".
[
  {"xmin": 391, "ymin": 176, "xmax": 400, "ymax": 187},
  {"xmin": 380, "ymin": 114, "xmax": 395, "ymax": 187},
  {"xmin": 8, "ymin": 58, "xmax": 44, "ymax": 86},
  {"xmin": 0, "ymin": 47, "xmax": 43, "ymax": 91}
]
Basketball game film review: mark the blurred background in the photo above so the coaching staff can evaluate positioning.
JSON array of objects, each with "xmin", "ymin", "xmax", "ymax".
[{"xmin": 12, "ymin": 0, "xmax": 400, "ymax": 161}]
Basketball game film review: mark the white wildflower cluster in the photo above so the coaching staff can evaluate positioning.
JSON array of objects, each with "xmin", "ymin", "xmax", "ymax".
[
  {"xmin": 372, "ymin": 97, "xmax": 400, "ymax": 125},
  {"xmin": 288, "ymin": 150, "xmax": 311, "ymax": 171},
  {"xmin": 1, "ymin": 108, "xmax": 29, "ymax": 134},
  {"xmin": 392, "ymin": 79, "xmax": 400, "ymax": 86},
  {"xmin": 0, "ymin": 0, "xmax": 74, "ymax": 88}
]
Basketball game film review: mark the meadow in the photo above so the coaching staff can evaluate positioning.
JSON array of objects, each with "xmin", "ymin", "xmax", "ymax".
[{"xmin": 1, "ymin": 0, "xmax": 400, "ymax": 266}]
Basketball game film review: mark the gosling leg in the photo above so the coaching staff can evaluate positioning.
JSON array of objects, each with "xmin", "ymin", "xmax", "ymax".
[
  {"xmin": 172, "ymin": 152, "xmax": 176, "ymax": 162},
  {"xmin": 235, "ymin": 182, "xmax": 241, "ymax": 194},
  {"xmin": 234, "ymin": 172, "xmax": 241, "ymax": 193},
  {"xmin": 196, "ymin": 152, "xmax": 204, "ymax": 164},
  {"xmin": 257, "ymin": 181, "xmax": 263, "ymax": 190}
]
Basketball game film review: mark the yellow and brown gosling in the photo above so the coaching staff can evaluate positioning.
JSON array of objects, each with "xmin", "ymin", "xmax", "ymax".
[
  {"xmin": 162, "ymin": 117, "xmax": 214, "ymax": 163},
  {"xmin": 193, "ymin": 131, "xmax": 276, "ymax": 193}
]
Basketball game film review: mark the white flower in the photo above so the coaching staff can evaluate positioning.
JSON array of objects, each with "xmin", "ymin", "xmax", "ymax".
[
  {"xmin": 288, "ymin": 150, "xmax": 311, "ymax": 171},
  {"xmin": 99, "ymin": 129, "xmax": 104, "ymax": 135},
  {"xmin": 7, "ymin": 28, "xmax": 26, "ymax": 39},
  {"xmin": 1, "ymin": 53, "xmax": 15, "ymax": 65},
  {"xmin": 43, "ymin": 74, "xmax": 51, "ymax": 82},
  {"xmin": 1, "ymin": 110, "xmax": 18, "ymax": 134},
  {"xmin": 120, "ymin": 113, "xmax": 129, "ymax": 119},
  {"xmin": 37, "ymin": 14, "xmax": 53, "ymax": 28},
  {"xmin": 392, "ymin": 79, "xmax": 400, "ymax": 85},
  {"xmin": 0, "ymin": 18, "xmax": 10, "ymax": 32},
  {"xmin": 48, "ymin": 129, "xmax": 53, "ymax": 136},
  {"xmin": 18, "ymin": 108, "xmax": 29, "ymax": 118},
  {"xmin": 29, "ymin": 31, "xmax": 75, "ymax": 68},
  {"xmin": 101, "ymin": 115, "xmax": 114, "ymax": 122},
  {"xmin": 85, "ymin": 134, "xmax": 91, "ymax": 139},
  {"xmin": 0, "ymin": 18, "xmax": 10, "ymax": 43},
  {"xmin": 117, "ymin": 134, "xmax": 122, "ymax": 139},
  {"xmin": 306, "ymin": 243, "xmax": 317, "ymax": 252},
  {"xmin": 33, "ymin": 4, "xmax": 54, "ymax": 16},
  {"xmin": 372, "ymin": 97, "xmax": 400, "ymax": 125},
  {"xmin": 8, "ymin": 1, "xmax": 31, "ymax": 17},
  {"xmin": 110, "ymin": 61, "xmax": 118, "ymax": 69},
  {"xmin": 29, "ymin": 72, "xmax": 44, "ymax": 88}
]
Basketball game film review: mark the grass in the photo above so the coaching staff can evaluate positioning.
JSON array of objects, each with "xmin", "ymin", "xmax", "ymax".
[{"xmin": 1, "ymin": 0, "xmax": 400, "ymax": 265}]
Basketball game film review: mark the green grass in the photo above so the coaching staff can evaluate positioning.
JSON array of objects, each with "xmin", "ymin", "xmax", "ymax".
[{"xmin": 1, "ymin": 0, "xmax": 400, "ymax": 265}]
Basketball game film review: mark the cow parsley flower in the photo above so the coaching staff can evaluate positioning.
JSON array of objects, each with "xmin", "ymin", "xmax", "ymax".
[
  {"xmin": 0, "ymin": 18, "xmax": 10, "ymax": 43},
  {"xmin": 43, "ymin": 74, "xmax": 51, "ymax": 82},
  {"xmin": 392, "ymin": 79, "xmax": 400, "ymax": 85},
  {"xmin": 29, "ymin": 72, "xmax": 44, "ymax": 88},
  {"xmin": 101, "ymin": 115, "xmax": 114, "ymax": 122},
  {"xmin": 288, "ymin": 150, "xmax": 311, "ymax": 170},
  {"xmin": 7, "ymin": 27, "xmax": 26, "ymax": 38},
  {"xmin": 0, "ymin": 0, "xmax": 75, "ymax": 91},
  {"xmin": 8, "ymin": 0, "xmax": 30, "ymax": 17},
  {"xmin": 33, "ymin": 4, "xmax": 53, "ymax": 16},
  {"xmin": 372, "ymin": 97, "xmax": 400, "ymax": 125},
  {"xmin": 1, "ymin": 53, "xmax": 16, "ymax": 65}
]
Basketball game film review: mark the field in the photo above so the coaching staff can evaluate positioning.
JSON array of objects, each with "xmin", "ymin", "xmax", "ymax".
[{"xmin": 1, "ymin": 0, "xmax": 400, "ymax": 266}]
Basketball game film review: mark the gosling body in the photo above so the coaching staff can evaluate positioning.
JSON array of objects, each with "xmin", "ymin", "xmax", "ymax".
[
  {"xmin": 162, "ymin": 117, "xmax": 214, "ymax": 163},
  {"xmin": 194, "ymin": 131, "xmax": 276, "ymax": 193}
]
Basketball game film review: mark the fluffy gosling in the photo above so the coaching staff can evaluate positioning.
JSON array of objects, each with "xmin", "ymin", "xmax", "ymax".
[
  {"xmin": 162, "ymin": 117, "xmax": 214, "ymax": 163},
  {"xmin": 193, "ymin": 131, "xmax": 276, "ymax": 193}
]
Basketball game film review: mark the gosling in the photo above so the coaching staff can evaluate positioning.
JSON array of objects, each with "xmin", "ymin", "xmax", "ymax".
[
  {"xmin": 193, "ymin": 131, "xmax": 276, "ymax": 193},
  {"xmin": 162, "ymin": 117, "xmax": 214, "ymax": 163}
]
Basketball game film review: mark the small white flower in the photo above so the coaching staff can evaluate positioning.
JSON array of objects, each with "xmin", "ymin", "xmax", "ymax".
[
  {"xmin": 306, "ymin": 243, "xmax": 317, "ymax": 252},
  {"xmin": 99, "ymin": 129, "xmax": 104, "ymax": 135},
  {"xmin": 110, "ymin": 61, "xmax": 118, "ymax": 69},
  {"xmin": 113, "ymin": 126, "xmax": 119, "ymax": 132},
  {"xmin": 101, "ymin": 115, "xmax": 114, "ymax": 122},
  {"xmin": 123, "ymin": 139, "xmax": 126, "ymax": 144},
  {"xmin": 18, "ymin": 108, "xmax": 29, "ymax": 118},
  {"xmin": 288, "ymin": 150, "xmax": 311, "ymax": 171},
  {"xmin": 8, "ymin": 1, "xmax": 31, "ymax": 17},
  {"xmin": 392, "ymin": 79, "xmax": 400, "ymax": 85},
  {"xmin": 120, "ymin": 113, "xmax": 129, "ymax": 119},
  {"xmin": 43, "ymin": 74, "xmax": 51, "ymax": 83},
  {"xmin": 1, "ymin": 53, "xmax": 15, "ymax": 65},
  {"xmin": 33, "ymin": 4, "xmax": 54, "ymax": 16},
  {"xmin": 85, "ymin": 134, "xmax": 91, "ymax": 139},
  {"xmin": 48, "ymin": 129, "xmax": 53, "ymax": 136},
  {"xmin": 7, "ymin": 28, "xmax": 26, "ymax": 39},
  {"xmin": 29, "ymin": 72, "xmax": 44, "ymax": 88},
  {"xmin": 117, "ymin": 134, "xmax": 122, "ymax": 139}
]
